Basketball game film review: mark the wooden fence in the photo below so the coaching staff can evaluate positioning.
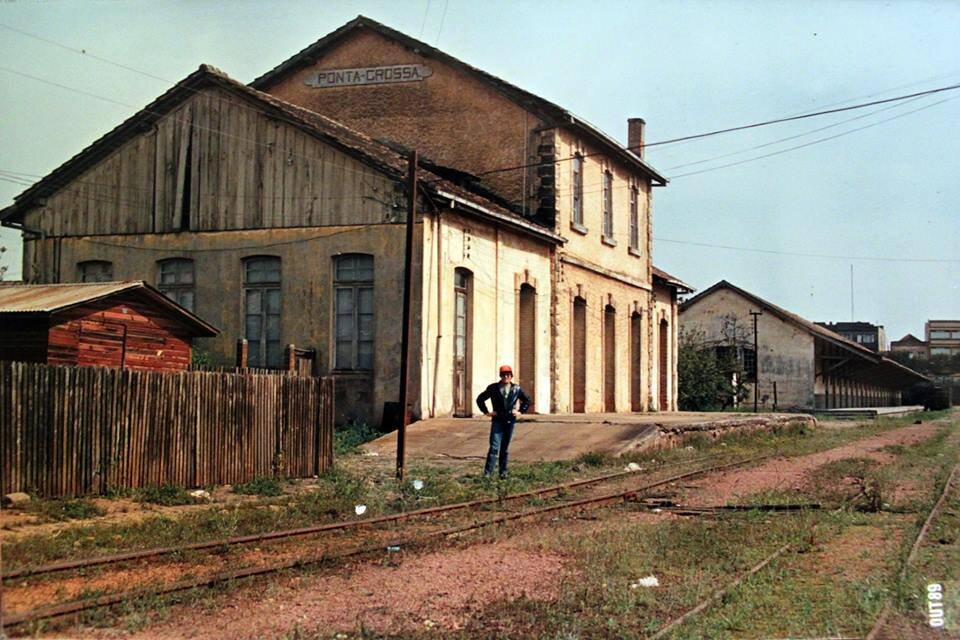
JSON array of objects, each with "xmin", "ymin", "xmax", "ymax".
[{"xmin": 0, "ymin": 361, "xmax": 334, "ymax": 498}]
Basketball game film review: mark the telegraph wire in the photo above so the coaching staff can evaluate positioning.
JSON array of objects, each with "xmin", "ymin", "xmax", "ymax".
[
  {"xmin": 669, "ymin": 96, "xmax": 957, "ymax": 179},
  {"xmin": 652, "ymin": 237, "xmax": 960, "ymax": 264},
  {"xmin": 460, "ymin": 80, "xmax": 960, "ymax": 181}
]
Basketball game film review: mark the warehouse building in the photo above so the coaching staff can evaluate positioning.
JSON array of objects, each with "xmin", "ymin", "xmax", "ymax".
[{"xmin": 680, "ymin": 281, "xmax": 927, "ymax": 409}]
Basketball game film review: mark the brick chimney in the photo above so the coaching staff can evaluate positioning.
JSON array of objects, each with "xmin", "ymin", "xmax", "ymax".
[{"xmin": 628, "ymin": 118, "xmax": 646, "ymax": 158}]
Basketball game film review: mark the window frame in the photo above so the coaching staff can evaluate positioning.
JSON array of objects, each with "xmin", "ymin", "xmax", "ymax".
[
  {"xmin": 601, "ymin": 169, "xmax": 616, "ymax": 245},
  {"xmin": 77, "ymin": 260, "xmax": 113, "ymax": 283},
  {"xmin": 333, "ymin": 254, "xmax": 375, "ymax": 371},
  {"xmin": 157, "ymin": 258, "xmax": 195, "ymax": 312},
  {"xmin": 571, "ymin": 153, "xmax": 585, "ymax": 231},
  {"xmin": 243, "ymin": 256, "xmax": 282, "ymax": 369},
  {"xmin": 628, "ymin": 184, "xmax": 640, "ymax": 254}
]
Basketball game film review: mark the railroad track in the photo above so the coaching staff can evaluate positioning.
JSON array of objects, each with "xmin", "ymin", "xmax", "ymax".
[{"xmin": 1, "ymin": 453, "xmax": 768, "ymax": 631}]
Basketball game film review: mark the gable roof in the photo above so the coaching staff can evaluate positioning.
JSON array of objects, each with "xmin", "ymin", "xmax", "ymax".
[
  {"xmin": 250, "ymin": 15, "xmax": 667, "ymax": 185},
  {"xmin": 652, "ymin": 266, "xmax": 694, "ymax": 293},
  {"xmin": 681, "ymin": 280, "xmax": 883, "ymax": 359},
  {"xmin": 0, "ymin": 65, "xmax": 563, "ymax": 245},
  {"xmin": 0, "ymin": 281, "xmax": 219, "ymax": 336},
  {"xmin": 679, "ymin": 280, "xmax": 928, "ymax": 383},
  {"xmin": 891, "ymin": 333, "xmax": 926, "ymax": 346}
]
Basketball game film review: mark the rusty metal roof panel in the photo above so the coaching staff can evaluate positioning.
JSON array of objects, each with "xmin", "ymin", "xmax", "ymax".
[{"xmin": 0, "ymin": 281, "xmax": 219, "ymax": 336}]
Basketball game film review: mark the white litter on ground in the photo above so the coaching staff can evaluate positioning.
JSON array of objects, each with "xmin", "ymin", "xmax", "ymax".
[
  {"xmin": 630, "ymin": 575, "xmax": 660, "ymax": 588},
  {"xmin": 412, "ymin": 479, "xmax": 425, "ymax": 491},
  {"xmin": 189, "ymin": 489, "xmax": 211, "ymax": 501},
  {"xmin": 354, "ymin": 504, "xmax": 367, "ymax": 516},
  {"xmin": 624, "ymin": 462, "xmax": 642, "ymax": 472}
]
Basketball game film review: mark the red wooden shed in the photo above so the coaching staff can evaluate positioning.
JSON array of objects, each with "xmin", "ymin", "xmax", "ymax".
[{"xmin": 0, "ymin": 281, "xmax": 219, "ymax": 371}]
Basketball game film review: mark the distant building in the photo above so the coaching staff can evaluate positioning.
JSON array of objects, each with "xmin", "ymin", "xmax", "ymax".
[
  {"xmin": 680, "ymin": 281, "xmax": 927, "ymax": 409},
  {"xmin": 815, "ymin": 321, "xmax": 886, "ymax": 352},
  {"xmin": 0, "ymin": 281, "xmax": 218, "ymax": 371},
  {"xmin": 890, "ymin": 333, "xmax": 928, "ymax": 360},
  {"xmin": 926, "ymin": 320, "xmax": 960, "ymax": 357}
]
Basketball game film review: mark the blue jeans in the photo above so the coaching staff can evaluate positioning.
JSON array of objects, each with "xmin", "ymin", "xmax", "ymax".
[{"xmin": 483, "ymin": 417, "xmax": 516, "ymax": 476}]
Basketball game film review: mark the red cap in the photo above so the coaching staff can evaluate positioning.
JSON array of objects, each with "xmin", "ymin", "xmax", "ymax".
[{"xmin": 499, "ymin": 364, "xmax": 513, "ymax": 375}]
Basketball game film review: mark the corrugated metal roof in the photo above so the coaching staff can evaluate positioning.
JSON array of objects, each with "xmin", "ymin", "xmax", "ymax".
[
  {"xmin": 0, "ymin": 281, "xmax": 219, "ymax": 336},
  {"xmin": 0, "ymin": 282, "xmax": 143, "ymax": 312},
  {"xmin": 652, "ymin": 266, "xmax": 694, "ymax": 292}
]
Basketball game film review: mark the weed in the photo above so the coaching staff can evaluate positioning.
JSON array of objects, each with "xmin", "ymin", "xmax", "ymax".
[
  {"xmin": 25, "ymin": 497, "xmax": 105, "ymax": 522},
  {"xmin": 574, "ymin": 451, "xmax": 613, "ymax": 467},
  {"xmin": 135, "ymin": 484, "xmax": 193, "ymax": 506},
  {"xmin": 334, "ymin": 420, "xmax": 381, "ymax": 455},
  {"xmin": 233, "ymin": 476, "xmax": 284, "ymax": 497}
]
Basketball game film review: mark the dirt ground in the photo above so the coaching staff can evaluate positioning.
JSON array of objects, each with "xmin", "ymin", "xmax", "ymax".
[{"xmin": 62, "ymin": 419, "xmax": 948, "ymax": 639}]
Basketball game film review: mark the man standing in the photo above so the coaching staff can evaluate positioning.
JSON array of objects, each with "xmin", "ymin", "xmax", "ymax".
[{"xmin": 476, "ymin": 365, "xmax": 531, "ymax": 478}]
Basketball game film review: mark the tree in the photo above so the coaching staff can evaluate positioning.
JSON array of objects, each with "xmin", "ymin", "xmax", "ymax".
[{"xmin": 678, "ymin": 327, "xmax": 747, "ymax": 411}]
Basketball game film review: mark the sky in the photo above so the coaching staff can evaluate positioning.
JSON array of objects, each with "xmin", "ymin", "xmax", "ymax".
[{"xmin": 0, "ymin": 0, "xmax": 957, "ymax": 342}]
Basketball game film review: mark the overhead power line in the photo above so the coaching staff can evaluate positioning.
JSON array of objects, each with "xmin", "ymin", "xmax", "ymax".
[
  {"xmin": 470, "ymin": 81, "xmax": 960, "ymax": 180},
  {"xmin": 653, "ymin": 237, "xmax": 960, "ymax": 264}
]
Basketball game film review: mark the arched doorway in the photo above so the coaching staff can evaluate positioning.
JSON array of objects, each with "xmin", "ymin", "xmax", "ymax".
[
  {"xmin": 453, "ymin": 268, "xmax": 473, "ymax": 416},
  {"xmin": 604, "ymin": 304, "xmax": 616, "ymax": 412},
  {"xmin": 659, "ymin": 319, "xmax": 669, "ymax": 411},
  {"xmin": 518, "ymin": 283, "xmax": 536, "ymax": 409},
  {"xmin": 631, "ymin": 311, "xmax": 642, "ymax": 411},
  {"xmin": 572, "ymin": 296, "xmax": 587, "ymax": 413}
]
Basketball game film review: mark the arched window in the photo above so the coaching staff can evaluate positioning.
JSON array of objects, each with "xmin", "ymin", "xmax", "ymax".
[
  {"xmin": 157, "ymin": 258, "xmax": 195, "ymax": 312},
  {"xmin": 78, "ymin": 260, "xmax": 113, "ymax": 283},
  {"xmin": 243, "ymin": 256, "xmax": 282, "ymax": 368},
  {"xmin": 334, "ymin": 254, "xmax": 374, "ymax": 370}
]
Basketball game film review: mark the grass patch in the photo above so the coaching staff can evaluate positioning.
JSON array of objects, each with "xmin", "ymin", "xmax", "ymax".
[
  {"xmin": 25, "ymin": 497, "xmax": 105, "ymax": 522},
  {"xmin": 134, "ymin": 484, "xmax": 194, "ymax": 506},
  {"xmin": 233, "ymin": 476, "xmax": 284, "ymax": 497},
  {"xmin": 334, "ymin": 420, "xmax": 381, "ymax": 455}
]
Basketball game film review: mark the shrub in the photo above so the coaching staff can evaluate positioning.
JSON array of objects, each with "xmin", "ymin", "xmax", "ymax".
[
  {"xmin": 233, "ymin": 476, "xmax": 283, "ymax": 496},
  {"xmin": 334, "ymin": 420, "xmax": 381, "ymax": 455},
  {"xmin": 28, "ymin": 498, "xmax": 105, "ymax": 522},
  {"xmin": 135, "ymin": 484, "xmax": 193, "ymax": 506}
]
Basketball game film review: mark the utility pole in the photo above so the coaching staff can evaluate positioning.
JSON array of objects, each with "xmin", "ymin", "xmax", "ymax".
[
  {"xmin": 749, "ymin": 310, "xmax": 762, "ymax": 412},
  {"xmin": 396, "ymin": 150, "xmax": 418, "ymax": 482}
]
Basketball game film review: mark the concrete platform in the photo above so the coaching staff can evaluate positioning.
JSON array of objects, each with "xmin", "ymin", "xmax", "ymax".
[
  {"xmin": 812, "ymin": 405, "xmax": 925, "ymax": 419},
  {"xmin": 365, "ymin": 412, "xmax": 816, "ymax": 462}
]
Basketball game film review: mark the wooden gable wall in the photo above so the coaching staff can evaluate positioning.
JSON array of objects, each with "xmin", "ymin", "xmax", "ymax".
[
  {"xmin": 47, "ymin": 293, "xmax": 196, "ymax": 371},
  {"xmin": 22, "ymin": 88, "xmax": 400, "ymax": 238}
]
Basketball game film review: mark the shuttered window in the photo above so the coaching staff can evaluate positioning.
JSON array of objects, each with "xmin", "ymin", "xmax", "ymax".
[
  {"xmin": 157, "ymin": 258, "xmax": 195, "ymax": 312},
  {"xmin": 629, "ymin": 186, "xmax": 640, "ymax": 252},
  {"xmin": 602, "ymin": 171, "xmax": 614, "ymax": 240},
  {"xmin": 334, "ymin": 254, "xmax": 374, "ymax": 370},
  {"xmin": 572, "ymin": 154, "xmax": 584, "ymax": 227},
  {"xmin": 244, "ymin": 256, "xmax": 282, "ymax": 368}
]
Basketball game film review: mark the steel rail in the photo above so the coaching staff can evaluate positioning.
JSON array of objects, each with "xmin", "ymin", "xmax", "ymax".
[
  {"xmin": 4, "ymin": 454, "xmax": 769, "ymax": 628},
  {"xmin": 3, "ymin": 452, "xmax": 732, "ymax": 581},
  {"xmin": 865, "ymin": 460, "xmax": 960, "ymax": 640}
]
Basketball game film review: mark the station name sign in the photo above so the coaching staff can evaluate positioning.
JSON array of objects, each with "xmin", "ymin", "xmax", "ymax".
[{"xmin": 305, "ymin": 64, "xmax": 433, "ymax": 89}]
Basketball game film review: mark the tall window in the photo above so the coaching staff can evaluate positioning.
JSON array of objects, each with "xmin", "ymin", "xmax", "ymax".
[
  {"xmin": 157, "ymin": 258, "xmax": 195, "ymax": 312},
  {"xmin": 602, "ymin": 170, "xmax": 613, "ymax": 239},
  {"xmin": 78, "ymin": 260, "xmax": 113, "ymax": 283},
  {"xmin": 629, "ymin": 185, "xmax": 640, "ymax": 252},
  {"xmin": 572, "ymin": 153, "xmax": 584, "ymax": 227},
  {"xmin": 334, "ymin": 254, "xmax": 374, "ymax": 370},
  {"xmin": 244, "ymin": 256, "xmax": 282, "ymax": 368}
]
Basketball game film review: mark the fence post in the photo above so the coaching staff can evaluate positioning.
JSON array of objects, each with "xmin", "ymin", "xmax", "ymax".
[
  {"xmin": 285, "ymin": 344, "xmax": 296, "ymax": 373},
  {"xmin": 236, "ymin": 339, "xmax": 248, "ymax": 369}
]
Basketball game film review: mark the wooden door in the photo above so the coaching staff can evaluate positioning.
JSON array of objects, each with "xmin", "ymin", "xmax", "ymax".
[
  {"xmin": 631, "ymin": 312, "xmax": 642, "ymax": 411},
  {"xmin": 453, "ymin": 270, "xmax": 471, "ymax": 416},
  {"xmin": 659, "ymin": 319, "xmax": 669, "ymax": 410},
  {"xmin": 604, "ymin": 305, "xmax": 616, "ymax": 412},
  {"xmin": 518, "ymin": 284, "xmax": 536, "ymax": 409},
  {"xmin": 572, "ymin": 297, "xmax": 587, "ymax": 413}
]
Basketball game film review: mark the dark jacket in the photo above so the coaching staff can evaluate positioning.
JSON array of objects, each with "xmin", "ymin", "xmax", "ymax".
[{"xmin": 476, "ymin": 382, "xmax": 531, "ymax": 420}]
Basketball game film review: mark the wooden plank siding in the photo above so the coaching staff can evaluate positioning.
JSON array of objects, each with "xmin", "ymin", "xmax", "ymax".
[
  {"xmin": 21, "ymin": 87, "xmax": 397, "ymax": 238},
  {"xmin": 0, "ymin": 361, "xmax": 334, "ymax": 497}
]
